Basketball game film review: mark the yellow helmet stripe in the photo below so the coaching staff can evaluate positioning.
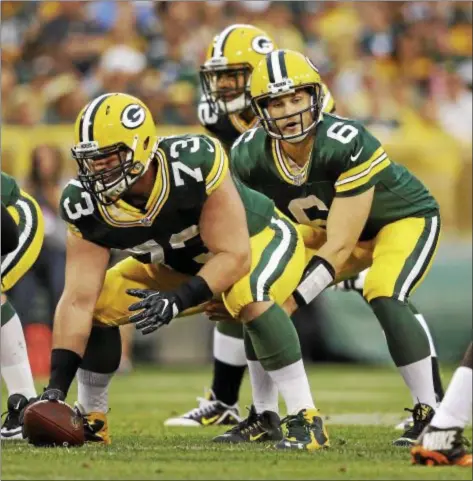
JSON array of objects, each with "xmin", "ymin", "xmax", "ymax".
[
  {"xmin": 79, "ymin": 93, "xmax": 114, "ymax": 142},
  {"xmin": 211, "ymin": 24, "xmax": 241, "ymax": 58}
]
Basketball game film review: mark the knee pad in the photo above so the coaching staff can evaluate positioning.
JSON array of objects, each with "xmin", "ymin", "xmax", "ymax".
[{"xmin": 81, "ymin": 326, "xmax": 122, "ymax": 374}]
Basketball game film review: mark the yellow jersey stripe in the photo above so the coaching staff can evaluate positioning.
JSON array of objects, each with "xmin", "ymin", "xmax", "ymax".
[
  {"xmin": 206, "ymin": 138, "xmax": 229, "ymax": 194},
  {"xmin": 98, "ymin": 149, "xmax": 170, "ymax": 227},
  {"xmin": 335, "ymin": 153, "xmax": 389, "ymax": 187},
  {"xmin": 272, "ymin": 140, "xmax": 310, "ymax": 185},
  {"xmin": 335, "ymin": 158, "xmax": 391, "ymax": 193},
  {"xmin": 336, "ymin": 146, "xmax": 385, "ymax": 182}
]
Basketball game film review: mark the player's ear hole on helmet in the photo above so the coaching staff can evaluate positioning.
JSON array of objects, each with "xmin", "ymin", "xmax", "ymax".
[{"xmin": 143, "ymin": 136, "xmax": 150, "ymax": 150}]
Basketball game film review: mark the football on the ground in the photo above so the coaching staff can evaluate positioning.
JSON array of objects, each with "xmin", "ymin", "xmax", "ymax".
[{"xmin": 23, "ymin": 400, "xmax": 85, "ymax": 447}]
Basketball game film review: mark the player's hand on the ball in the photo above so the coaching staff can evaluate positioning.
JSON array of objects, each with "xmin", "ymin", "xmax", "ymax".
[
  {"xmin": 332, "ymin": 269, "xmax": 368, "ymax": 295},
  {"xmin": 127, "ymin": 288, "xmax": 180, "ymax": 335},
  {"xmin": 204, "ymin": 300, "xmax": 235, "ymax": 322},
  {"xmin": 39, "ymin": 388, "xmax": 66, "ymax": 402}
]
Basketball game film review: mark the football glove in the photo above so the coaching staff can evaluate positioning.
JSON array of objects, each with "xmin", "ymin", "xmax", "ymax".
[{"xmin": 127, "ymin": 289, "xmax": 180, "ymax": 335}]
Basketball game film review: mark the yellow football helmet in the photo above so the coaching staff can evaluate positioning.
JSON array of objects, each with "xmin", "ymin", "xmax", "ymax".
[
  {"xmin": 200, "ymin": 24, "xmax": 276, "ymax": 114},
  {"xmin": 71, "ymin": 93, "xmax": 158, "ymax": 205},
  {"xmin": 250, "ymin": 49, "xmax": 325, "ymax": 143}
]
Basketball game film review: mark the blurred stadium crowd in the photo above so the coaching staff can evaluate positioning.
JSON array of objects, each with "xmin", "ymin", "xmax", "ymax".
[
  {"xmin": 2, "ymin": 1, "xmax": 472, "ymax": 130},
  {"xmin": 1, "ymin": 1, "xmax": 472, "ymax": 375}
]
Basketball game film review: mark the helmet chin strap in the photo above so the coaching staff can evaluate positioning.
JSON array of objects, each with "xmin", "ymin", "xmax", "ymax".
[
  {"xmin": 99, "ymin": 135, "xmax": 159, "ymax": 200},
  {"xmin": 217, "ymin": 92, "xmax": 249, "ymax": 114}
]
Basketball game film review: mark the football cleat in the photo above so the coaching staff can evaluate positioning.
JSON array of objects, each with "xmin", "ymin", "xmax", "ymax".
[
  {"xmin": 74, "ymin": 402, "xmax": 111, "ymax": 445},
  {"xmin": 164, "ymin": 389, "xmax": 241, "ymax": 427},
  {"xmin": 1, "ymin": 393, "xmax": 31, "ymax": 441},
  {"xmin": 275, "ymin": 408, "xmax": 330, "ymax": 451},
  {"xmin": 411, "ymin": 425, "xmax": 472, "ymax": 466},
  {"xmin": 212, "ymin": 404, "xmax": 282, "ymax": 443},
  {"xmin": 393, "ymin": 403, "xmax": 435, "ymax": 447}
]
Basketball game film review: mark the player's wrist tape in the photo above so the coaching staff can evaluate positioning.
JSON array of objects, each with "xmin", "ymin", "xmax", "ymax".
[
  {"xmin": 174, "ymin": 275, "xmax": 214, "ymax": 312},
  {"xmin": 293, "ymin": 255, "xmax": 335, "ymax": 308}
]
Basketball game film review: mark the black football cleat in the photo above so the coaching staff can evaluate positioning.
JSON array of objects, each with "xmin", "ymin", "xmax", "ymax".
[
  {"xmin": 212, "ymin": 405, "xmax": 282, "ymax": 443},
  {"xmin": 393, "ymin": 403, "xmax": 435, "ymax": 447},
  {"xmin": 1, "ymin": 393, "xmax": 31, "ymax": 440}
]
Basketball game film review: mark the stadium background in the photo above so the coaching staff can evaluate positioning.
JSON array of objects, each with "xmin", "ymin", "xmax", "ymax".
[{"xmin": 1, "ymin": 1, "xmax": 471, "ymax": 377}]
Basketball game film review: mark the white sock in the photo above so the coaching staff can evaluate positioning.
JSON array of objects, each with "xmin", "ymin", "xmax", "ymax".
[
  {"xmin": 266, "ymin": 359, "xmax": 315, "ymax": 415},
  {"xmin": 1, "ymin": 312, "xmax": 36, "ymax": 399},
  {"xmin": 213, "ymin": 328, "xmax": 247, "ymax": 367},
  {"xmin": 431, "ymin": 366, "xmax": 472, "ymax": 429},
  {"xmin": 398, "ymin": 355, "xmax": 437, "ymax": 407},
  {"xmin": 415, "ymin": 313, "xmax": 437, "ymax": 357},
  {"xmin": 247, "ymin": 360, "xmax": 279, "ymax": 414},
  {"xmin": 77, "ymin": 368, "xmax": 113, "ymax": 414}
]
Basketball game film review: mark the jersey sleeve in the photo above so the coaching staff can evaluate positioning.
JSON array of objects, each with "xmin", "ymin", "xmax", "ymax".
[
  {"xmin": 59, "ymin": 180, "xmax": 95, "ymax": 241},
  {"xmin": 200, "ymin": 135, "xmax": 229, "ymax": 195},
  {"xmin": 333, "ymin": 122, "xmax": 391, "ymax": 197},
  {"xmin": 229, "ymin": 128, "xmax": 265, "ymax": 184}
]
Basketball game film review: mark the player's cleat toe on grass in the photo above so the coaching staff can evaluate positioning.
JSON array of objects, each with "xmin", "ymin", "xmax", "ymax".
[
  {"xmin": 164, "ymin": 389, "xmax": 241, "ymax": 427},
  {"xmin": 212, "ymin": 404, "xmax": 282, "ymax": 443},
  {"xmin": 74, "ymin": 402, "xmax": 111, "ymax": 445},
  {"xmin": 275, "ymin": 408, "xmax": 330, "ymax": 451},
  {"xmin": 1, "ymin": 393, "xmax": 31, "ymax": 441}
]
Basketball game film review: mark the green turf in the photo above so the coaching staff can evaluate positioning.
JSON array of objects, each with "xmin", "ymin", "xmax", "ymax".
[{"xmin": 2, "ymin": 364, "xmax": 471, "ymax": 480}]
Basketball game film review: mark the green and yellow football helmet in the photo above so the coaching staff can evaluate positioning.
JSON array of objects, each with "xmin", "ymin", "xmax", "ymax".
[
  {"xmin": 250, "ymin": 49, "xmax": 325, "ymax": 143},
  {"xmin": 200, "ymin": 24, "xmax": 276, "ymax": 115},
  {"xmin": 71, "ymin": 93, "xmax": 158, "ymax": 205}
]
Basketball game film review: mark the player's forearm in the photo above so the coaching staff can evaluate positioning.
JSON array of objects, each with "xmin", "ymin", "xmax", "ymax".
[
  {"xmin": 52, "ymin": 295, "xmax": 95, "ymax": 357},
  {"xmin": 197, "ymin": 250, "xmax": 251, "ymax": 294}
]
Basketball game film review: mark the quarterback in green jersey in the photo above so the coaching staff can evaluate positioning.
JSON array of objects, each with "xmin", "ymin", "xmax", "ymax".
[
  {"xmin": 231, "ymin": 49, "xmax": 443, "ymax": 447},
  {"xmin": 166, "ymin": 23, "xmax": 339, "ymax": 430},
  {"xmin": 30, "ymin": 92, "xmax": 330, "ymax": 451},
  {"xmin": 1, "ymin": 172, "xmax": 44, "ymax": 439}
]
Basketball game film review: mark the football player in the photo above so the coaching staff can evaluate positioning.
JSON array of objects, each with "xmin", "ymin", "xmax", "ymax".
[
  {"xmin": 167, "ymin": 23, "xmax": 444, "ymax": 432},
  {"xmin": 164, "ymin": 23, "xmax": 335, "ymax": 429},
  {"xmin": 33, "ymin": 92, "xmax": 330, "ymax": 450},
  {"xmin": 230, "ymin": 49, "xmax": 443, "ymax": 447},
  {"xmin": 411, "ymin": 342, "xmax": 472, "ymax": 466},
  {"xmin": 1, "ymin": 172, "xmax": 44, "ymax": 439}
]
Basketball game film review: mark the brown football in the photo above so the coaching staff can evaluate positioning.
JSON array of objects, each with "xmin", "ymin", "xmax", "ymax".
[{"xmin": 23, "ymin": 400, "xmax": 85, "ymax": 447}]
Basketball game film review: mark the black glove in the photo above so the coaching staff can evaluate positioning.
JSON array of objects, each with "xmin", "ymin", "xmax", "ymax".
[
  {"xmin": 39, "ymin": 388, "xmax": 66, "ymax": 402},
  {"xmin": 127, "ymin": 289, "xmax": 181, "ymax": 335}
]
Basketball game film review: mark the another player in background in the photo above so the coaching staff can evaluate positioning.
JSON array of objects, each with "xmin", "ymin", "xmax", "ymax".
[
  {"xmin": 411, "ymin": 342, "xmax": 472, "ymax": 466},
  {"xmin": 31, "ymin": 92, "xmax": 330, "ymax": 450},
  {"xmin": 1, "ymin": 172, "xmax": 44, "ymax": 440},
  {"xmin": 164, "ymin": 23, "xmax": 335, "ymax": 429},
  {"xmin": 231, "ymin": 49, "xmax": 443, "ymax": 447}
]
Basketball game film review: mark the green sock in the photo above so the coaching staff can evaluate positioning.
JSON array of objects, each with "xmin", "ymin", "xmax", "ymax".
[
  {"xmin": 217, "ymin": 319, "xmax": 244, "ymax": 339},
  {"xmin": 244, "ymin": 303, "xmax": 301, "ymax": 371},
  {"xmin": 1, "ymin": 300, "xmax": 16, "ymax": 327},
  {"xmin": 370, "ymin": 297, "xmax": 430, "ymax": 366}
]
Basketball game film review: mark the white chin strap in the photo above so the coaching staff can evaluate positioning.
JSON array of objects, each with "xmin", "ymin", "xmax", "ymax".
[
  {"xmin": 217, "ymin": 92, "xmax": 249, "ymax": 114},
  {"xmin": 99, "ymin": 136, "xmax": 159, "ymax": 200}
]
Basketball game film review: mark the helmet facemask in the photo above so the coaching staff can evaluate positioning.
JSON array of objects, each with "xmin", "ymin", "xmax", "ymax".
[
  {"xmin": 252, "ymin": 84, "xmax": 324, "ymax": 143},
  {"xmin": 71, "ymin": 136, "xmax": 154, "ymax": 206},
  {"xmin": 200, "ymin": 59, "xmax": 252, "ymax": 115}
]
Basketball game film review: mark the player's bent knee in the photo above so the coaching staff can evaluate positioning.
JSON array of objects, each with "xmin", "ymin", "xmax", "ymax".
[
  {"xmin": 240, "ymin": 301, "xmax": 274, "ymax": 323},
  {"xmin": 81, "ymin": 326, "xmax": 122, "ymax": 374}
]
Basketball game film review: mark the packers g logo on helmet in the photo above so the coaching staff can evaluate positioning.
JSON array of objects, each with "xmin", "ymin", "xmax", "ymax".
[
  {"xmin": 121, "ymin": 104, "xmax": 146, "ymax": 129},
  {"xmin": 200, "ymin": 24, "xmax": 276, "ymax": 115},
  {"xmin": 71, "ymin": 93, "xmax": 158, "ymax": 206},
  {"xmin": 250, "ymin": 49, "xmax": 325, "ymax": 143}
]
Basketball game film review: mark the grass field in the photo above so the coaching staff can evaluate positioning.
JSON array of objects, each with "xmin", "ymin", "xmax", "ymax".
[{"xmin": 2, "ymin": 364, "xmax": 471, "ymax": 480}]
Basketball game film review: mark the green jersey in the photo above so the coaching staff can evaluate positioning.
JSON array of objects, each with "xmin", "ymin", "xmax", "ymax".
[
  {"xmin": 59, "ymin": 134, "xmax": 274, "ymax": 275},
  {"xmin": 231, "ymin": 114, "xmax": 439, "ymax": 241},
  {"xmin": 1, "ymin": 172, "xmax": 20, "ymax": 207}
]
